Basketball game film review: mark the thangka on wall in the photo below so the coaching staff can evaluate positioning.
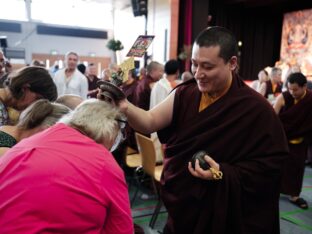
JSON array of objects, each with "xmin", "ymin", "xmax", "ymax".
[
  {"xmin": 280, "ymin": 9, "xmax": 312, "ymax": 77},
  {"xmin": 126, "ymin": 35, "xmax": 155, "ymax": 57}
]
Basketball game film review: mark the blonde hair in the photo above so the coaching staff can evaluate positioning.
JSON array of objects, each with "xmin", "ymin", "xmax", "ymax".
[
  {"xmin": 59, "ymin": 99, "xmax": 124, "ymax": 143},
  {"xmin": 17, "ymin": 99, "xmax": 70, "ymax": 130}
]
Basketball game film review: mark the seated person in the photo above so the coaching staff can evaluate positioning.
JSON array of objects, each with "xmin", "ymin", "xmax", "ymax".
[
  {"xmin": 0, "ymin": 66, "xmax": 57, "ymax": 126},
  {"xmin": 250, "ymin": 69, "xmax": 269, "ymax": 92},
  {"xmin": 259, "ymin": 67, "xmax": 283, "ymax": 98},
  {"xmin": 0, "ymin": 99, "xmax": 70, "ymax": 156},
  {"xmin": 0, "ymin": 100, "xmax": 133, "ymax": 234}
]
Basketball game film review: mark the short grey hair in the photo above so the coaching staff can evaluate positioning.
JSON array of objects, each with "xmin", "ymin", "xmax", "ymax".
[
  {"xmin": 270, "ymin": 67, "xmax": 282, "ymax": 77},
  {"xmin": 147, "ymin": 61, "xmax": 162, "ymax": 74},
  {"xmin": 65, "ymin": 51, "xmax": 79, "ymax": 59},
  {"xmin": 59, "ymin": 99, "xmax": 124, "ymax": 144}
]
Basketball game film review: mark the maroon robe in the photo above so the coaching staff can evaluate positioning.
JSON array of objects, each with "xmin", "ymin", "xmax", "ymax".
[
  {"xmin": 121, "ymin": 80, "xmax": 138, "ymax": 105},
  {"xmin": 132, "ymin": 75, "xmax": 154, "ymax": 110},
  {"xmin": 279, "ymin": 91, "xmax": 312, "ymax": 196},
  {"xmin": 121, "ymin": 80, "xmax": 138, "ymax": 150},
  {"xmin": 279, "ymin": 91, "xmax": 312, "ymax": 141},
  {"xmin": 264, "ymin": 80, "xmax": 283, "ymax": 98},
  {"xmin": 87, "ymin": 75, "xmax": 100, "ymax": 98},
  {"xmin": 158, "ymin": 75, "xmax": 288, "ymax": 234}
]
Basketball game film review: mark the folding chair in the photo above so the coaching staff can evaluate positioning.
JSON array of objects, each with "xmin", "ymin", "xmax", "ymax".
[{"xmin": 135, "ymin": 132, "xmax": 164, "ymax": 228}]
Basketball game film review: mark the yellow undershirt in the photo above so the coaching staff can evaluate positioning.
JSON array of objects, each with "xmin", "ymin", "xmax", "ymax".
[
  {"xmin": 272, "ymin": 81, "xmax": 277, "ymax": 93},
  {"xmin": 198, "ymin": 79, "xmax": 232, "ymax": 112}
]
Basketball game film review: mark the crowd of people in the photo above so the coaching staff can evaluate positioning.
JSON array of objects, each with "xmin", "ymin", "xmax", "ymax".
[{"xmin": 0, "ymin": 25, "xmax": 311, "ymax": 234}]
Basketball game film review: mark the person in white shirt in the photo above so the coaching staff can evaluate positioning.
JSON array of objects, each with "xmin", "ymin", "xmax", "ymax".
[
  {"xmin": 53, "ymin": 52, "xmax": 88, "ymax": 100},
  {"xmin": 150, "ymin": 59, "xmax": 181, "ymax": 162},
  {"xmin": 150, "ymin": 59, "xmax": 181, "ymax": 109}
]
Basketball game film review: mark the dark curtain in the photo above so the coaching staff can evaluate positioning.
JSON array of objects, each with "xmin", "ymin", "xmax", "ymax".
[
  {"xmin": 178, "ymin": 0, "xmax": 312, "ymax": 80},
  {"xmin": 207, "ymin": 1, "xmax": 283, "ymax": 80}
]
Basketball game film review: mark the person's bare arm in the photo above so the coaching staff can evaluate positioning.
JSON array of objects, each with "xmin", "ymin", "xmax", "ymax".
[
  {"xmin": 119, "ymin": 90, "xmax": 175, "ymax": 134},
  {"xmin": 273, "ymin": 93, "xmax": 285, "ymax": 114}
]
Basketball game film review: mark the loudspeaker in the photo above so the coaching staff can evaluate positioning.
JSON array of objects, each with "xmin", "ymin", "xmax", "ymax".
[
  {"xmin": 0, "ymin": 37, "xmax": 8, "ymax": 48},
  {"xmin": 131, "ymin": 0, "xmax": 148, "ymax": 17},
  {"xmin": 134, "ymin": 60, "xmax": 140, "ymax": 69}
]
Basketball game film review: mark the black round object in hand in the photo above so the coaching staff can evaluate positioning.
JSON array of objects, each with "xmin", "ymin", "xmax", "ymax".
[
  {"xmin": 191, "ymin": 151, "xmax": 210, "ymax": 170},
  {"xmin": 97, "ymin": 80, "xmax": 126, "ymax": 102}
]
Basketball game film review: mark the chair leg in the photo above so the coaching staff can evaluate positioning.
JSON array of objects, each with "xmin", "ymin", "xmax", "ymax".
[
  {"xmin": 149, "ymin": 198, "xmax": 163, "ymax": 228},
  {"xmin": 130, "ymin": 183, "xmax": 140, "ymax": 206},
  {"xmin": 149, "ymin": 180, "xmax": 163, "ymax": 228},
  {"xmin": 130, "ymin": 166, "xmax": 144, "ymax": 207}
]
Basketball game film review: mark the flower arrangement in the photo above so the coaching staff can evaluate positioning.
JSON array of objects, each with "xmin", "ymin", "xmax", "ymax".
[{"xmin": 106, "ymin": 39, "xmax": 124, "ymax": 51}]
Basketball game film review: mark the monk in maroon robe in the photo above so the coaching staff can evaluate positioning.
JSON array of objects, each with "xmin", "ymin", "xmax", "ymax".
[
  {"xmin": 121, "ymin": 70, "xmax": 139, "ymax": 150},
  {"xmin": 132, "ymin": 61, "xmax": 164, "ymax": 110},
  {"xmin": 274, "ymin": 72, "xmax": 312, "ymax": 209},
  {"xmin": 116, "ymin": 27, "xmax": 288, "ymax": 234}
]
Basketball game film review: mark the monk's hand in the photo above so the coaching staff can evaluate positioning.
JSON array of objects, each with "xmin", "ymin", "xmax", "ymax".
[
  {"xmin": 117, "ymin": 98, "xmax": 129, "ymax": 114},
  {"xmin": 97, "ymin": 92, "xmax": 117, "ymax": 106},
  {"xmin": 188, "ymin": 155, "xmax": 221, "ymax": 180}
]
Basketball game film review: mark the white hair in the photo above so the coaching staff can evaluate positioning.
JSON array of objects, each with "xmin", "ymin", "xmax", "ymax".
[
  {"xmin": 65, "ymin": 51, "xmax": 79, "ymax": 59},
  {"xmin": 59, "ymin": 99, "xmax": 124, "ymax": 143}
]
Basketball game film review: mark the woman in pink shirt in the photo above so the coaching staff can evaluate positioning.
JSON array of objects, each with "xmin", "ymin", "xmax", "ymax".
[{"xmin": 0, "ymin": 100, "xmax": 133, "ymax": 234}]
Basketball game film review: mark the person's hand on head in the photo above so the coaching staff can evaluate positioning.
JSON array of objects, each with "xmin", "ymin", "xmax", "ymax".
[
  {"xmin": 117, "ymin": 98, "xmax": 129, "ymax": 114},
  {"xmin": 96, "ymin": 92, "xmax": 116, "ymax": 107},
  {"xmin": 96, "ymin": 80, "xmax": 126, "ymax": 109}
]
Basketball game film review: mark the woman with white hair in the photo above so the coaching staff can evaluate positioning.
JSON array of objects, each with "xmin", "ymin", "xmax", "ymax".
[{"xmin": 0, "ymin": 100, "xmax": 133, "ymax": 234}]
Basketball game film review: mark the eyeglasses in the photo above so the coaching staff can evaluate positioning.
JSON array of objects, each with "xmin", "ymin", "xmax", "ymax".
[{"xmin": 115, "ymin": 118, "xmax": 127, "ymax": 129}]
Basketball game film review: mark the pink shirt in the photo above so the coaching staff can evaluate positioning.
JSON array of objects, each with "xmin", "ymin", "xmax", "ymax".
[{"xmin": 0, "ymin": 123, "xmax": 133, "ymax": 234}]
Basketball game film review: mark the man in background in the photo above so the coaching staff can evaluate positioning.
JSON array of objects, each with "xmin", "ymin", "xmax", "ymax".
[
  {"xmin": 86, "ymin": 63, "xmax": 100, "ymax": 98},
  {"xmin": 133, "ymin": 61, "xmax": 164, "ymax": 110},
  {"xmin": 150, "ymin": 59, "xmax": 180, "ymax": 162},
  {"xmin": 53, "ymin": 52, "xmax": 88, "ymax": 99},
  {"xmin": 0, "ymin": 50, "xmax": 8, "ymax": 87},
  {"xmin": 150, "ymin": 59, "xmax": 180, "ymax": 109}
]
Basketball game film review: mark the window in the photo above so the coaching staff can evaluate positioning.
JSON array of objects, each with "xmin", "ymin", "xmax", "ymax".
[
  {"xmin": 31, "ymin": 0, "xmax": 114, "ymax": 29},
  {"xmin": 0, "ymin": 0, "xmax": 27, "ymax": 21}
]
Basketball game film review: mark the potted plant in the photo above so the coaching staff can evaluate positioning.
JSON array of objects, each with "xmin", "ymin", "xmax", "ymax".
[{"xmin": 107, "ymin": 39, "xmax": 124, "ymax": 64}]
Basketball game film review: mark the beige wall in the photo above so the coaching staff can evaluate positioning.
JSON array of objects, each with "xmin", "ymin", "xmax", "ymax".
[
  {"xmin": 147, "ymin": 0, "xmax": 179, "ymax": 63},
  {"xmin": 1, "ymin": 20, "xmax": 114, "ymax": 65},
  {"xmin": 2, "ymin": 1, "xmax": 179, "ymax": 68},
  {"xmin": 32, "ymin": 53, "xmax": 111, "ymax": 76},
  {"xmin": 113, "ymin": 0, "xmax": 179, "ymax": 66},
  {"xmin": 148, "ymin": 0, "xmax": 170, "ymax": 63}
]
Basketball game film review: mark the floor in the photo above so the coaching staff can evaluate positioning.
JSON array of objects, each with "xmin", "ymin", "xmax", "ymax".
[{"xmin": 129, "ymin": 166, "xmax": 312, "ymax": 234}]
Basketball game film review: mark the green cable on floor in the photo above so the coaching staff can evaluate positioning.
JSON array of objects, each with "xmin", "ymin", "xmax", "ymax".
[
  {"xmin": 302, "ymin": 187, "xmax": 312, "ymax": 191},
  {"xmin": 280, "ymin": 208, "xmax": 312, "ymax": 232},
  {"xmin": 281, "ymin": 215, "xmax": 312, "ymax": 232}
]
